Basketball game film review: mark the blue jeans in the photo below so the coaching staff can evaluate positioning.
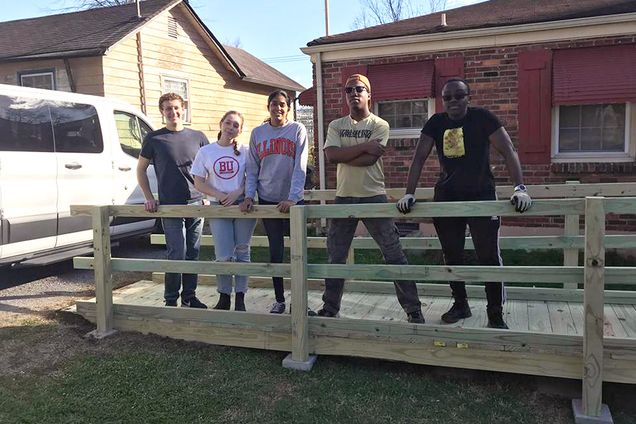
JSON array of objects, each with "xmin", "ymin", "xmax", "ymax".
[
  {"xmin": 162, "ymin": 216, "xmax": 203, "ymax": 302},
  {"xmin": 209, "ymin": 204, "xmax": 256, "ymax": 294}
]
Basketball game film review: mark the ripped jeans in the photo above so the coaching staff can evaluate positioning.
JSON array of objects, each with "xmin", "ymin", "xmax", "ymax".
[{"xmin": 209, "ymin": 209, "xmax": 257, "ymax": 294}]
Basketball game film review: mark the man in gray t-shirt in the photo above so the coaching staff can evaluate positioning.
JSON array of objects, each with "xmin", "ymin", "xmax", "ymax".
[{"xmin": 137, "ymin": 93, "xmax": 209, "ymax": 309}]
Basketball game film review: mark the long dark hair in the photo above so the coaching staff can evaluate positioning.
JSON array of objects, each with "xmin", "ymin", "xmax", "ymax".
[
  {"xmin": 265, "ymin": 89, "xmax": 292, "ymax": 124},
  {"xmin": 217, "ymin": 110, "xmax": 243, "ymax": 156}
]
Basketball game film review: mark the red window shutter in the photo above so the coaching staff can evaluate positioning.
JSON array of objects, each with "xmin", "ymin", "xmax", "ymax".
[
  {"xmin": 434, "ymin": 56, "xmax": 464, "ymax": 112},
  {"xmin": 518, "ymin": 49, "xmax": 552, "ymax": 164},
  {"xmin": 367, "ymin": 61, "xmax": 434, "ymax": 101},
  {"xmin": 553, "ymin": 44, "xmax": 636, "ymax": 105},
  {"xmin": 340, "ymin": 65, "xmax": 368, "ymax": 115}
]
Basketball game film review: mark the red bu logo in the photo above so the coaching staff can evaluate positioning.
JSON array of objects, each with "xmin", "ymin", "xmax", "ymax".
[
  {"xmin": 219, "ymin": 161, "xmax": 234, "ymax": 173},
  {"xmin": 214, "ymin": 156, "xmax": 240, "ymax": 180}
]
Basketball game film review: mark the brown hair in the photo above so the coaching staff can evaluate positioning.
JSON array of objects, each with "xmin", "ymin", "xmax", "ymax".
[
  {"xmin": 158, "ymin": 92, "xmax": 184, "ymax": 111},
  {"xmin": 218, "ymin": 110, "xmax": 244, "ymax": 156}
]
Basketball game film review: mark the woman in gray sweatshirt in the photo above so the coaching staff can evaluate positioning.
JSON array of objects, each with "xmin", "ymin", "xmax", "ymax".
[{"xmin": 240, "ymin": 90, "xmax": 308, "ymax": 313}]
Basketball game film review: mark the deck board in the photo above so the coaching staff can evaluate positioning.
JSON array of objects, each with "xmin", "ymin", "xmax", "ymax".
[
  {"xmin": 527, "ymin": 301, "xmax": 552, "ymax": 333},
  {"xmin": 76, "ymin": 279, "xmax": 636, "ymax": 339},
  {"xmin": 613, "ymin": 304, "xmax": 636, "ymax": 338}
]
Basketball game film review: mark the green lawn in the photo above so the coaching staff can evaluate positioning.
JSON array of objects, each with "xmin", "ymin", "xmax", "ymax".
[
  {"xmin": 0, "ymin": 323, "xmax": 583, "ymax": 424},
  {"xmin": 2, "ymin": 322, "xmax": 636, "ymax": 424}
]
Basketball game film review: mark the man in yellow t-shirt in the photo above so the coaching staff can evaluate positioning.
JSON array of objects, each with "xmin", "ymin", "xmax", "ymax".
[{"xmin": 316, "ymin": 74, "xmax": 424, "ymax": 324}]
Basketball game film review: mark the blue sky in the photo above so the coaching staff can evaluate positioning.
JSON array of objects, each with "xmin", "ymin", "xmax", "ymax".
[{"xmin": 2, "ymin": 0, "xmax": 486, "ymax": 89}]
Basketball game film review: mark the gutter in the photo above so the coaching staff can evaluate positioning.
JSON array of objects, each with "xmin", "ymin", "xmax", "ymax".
[{"xmin": 301, "ymin": 12, "xmax": 636, "ymax": 56}]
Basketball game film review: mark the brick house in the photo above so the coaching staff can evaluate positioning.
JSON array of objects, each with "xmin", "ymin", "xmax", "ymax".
[
  {"xmin": 300, "ymin": 0, "xmax": 636, "ymax": 231},
  {"xmin": 0, "ymin": 0, "xmax": 303, "ymax": 143}
]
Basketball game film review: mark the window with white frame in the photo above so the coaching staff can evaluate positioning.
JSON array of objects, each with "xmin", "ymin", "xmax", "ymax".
[
  {"xmin": 375, "ymin": 99, "xmax": 431, "ymax": 138},
  {"xmin": 162, "ymin": 76, "xmax": 190, "ymax": 123},
  {"xmin": 553, "ymin": 103, "xmax": 634, "ymax": 161},
  {"xmin": 19, "ymin": 71, "xmax": 55, "ymax": 90}
]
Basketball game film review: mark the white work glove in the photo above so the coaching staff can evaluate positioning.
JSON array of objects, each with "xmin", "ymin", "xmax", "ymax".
[
  {"xmin": 510, "ymin": 184, "xmax": 532, "ymax": 213},
  {"xmin": 396, "ymin": 194, "xmax": 416, "ymax": 214}
]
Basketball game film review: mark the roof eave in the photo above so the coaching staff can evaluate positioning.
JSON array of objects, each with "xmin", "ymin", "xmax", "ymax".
[
  {"xmin": 301, "ymin": 11, "xmax": 636, "ymax": 55},
  {"xmin": 241, "ymin": 76, "xmax": 304, "ymax": 93},
  {"xmin": 180, "ymin": 1, "xmax": 244, "ymax": 78},
  {"xmin": 0, "ymin": 48, "xmax": 106, "ymax": 62}
]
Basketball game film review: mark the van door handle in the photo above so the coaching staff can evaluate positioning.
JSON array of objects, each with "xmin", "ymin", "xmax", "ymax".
[
  {"xmin": 118, "ymin": 166, "xmax": 131, "ymax": 171},
  {"xmin": 65, "ymin": 163, "xmax": 82, "ymax": 170}
]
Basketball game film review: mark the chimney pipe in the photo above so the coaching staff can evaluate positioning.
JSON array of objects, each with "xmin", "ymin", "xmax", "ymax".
[
  {"xmin": 440, "ymin": 13, "xmax": 447, "ymax": 27},
  {"xmin": 136, "ymin": 0, "xmax": 141, "ymax": 18}
]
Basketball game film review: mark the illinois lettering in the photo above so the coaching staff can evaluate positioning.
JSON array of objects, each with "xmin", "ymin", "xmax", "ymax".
[{"xmin": 255, "ymin": 137, "xmax": 297, "ymax": 159}]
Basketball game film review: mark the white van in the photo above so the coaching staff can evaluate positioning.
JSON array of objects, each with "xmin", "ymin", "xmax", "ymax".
[{"xmin": 0, "ymin": 84, "xmax": 158, "ymax": 266}]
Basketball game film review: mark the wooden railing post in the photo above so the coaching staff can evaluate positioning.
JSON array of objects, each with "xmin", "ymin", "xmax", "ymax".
[
  {"xmin": 563, "ymin": 181, "xmax": 580, "ymax": 289},
  {"xmin": 572, "ymin": 196, "xmax": 612, "ymax": 422},
  {"xmin": 283, "ymin": 205, "xmax": 316, "ymax": 371},
  {"xmin": 88, "ymin": 205, "xmax": 116, "ymax": 338}
]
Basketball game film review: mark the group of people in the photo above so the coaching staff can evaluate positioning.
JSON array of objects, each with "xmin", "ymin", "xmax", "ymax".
[{"xmin": 136, "ymin": 72, "xmax": 532, "ymax": 330}]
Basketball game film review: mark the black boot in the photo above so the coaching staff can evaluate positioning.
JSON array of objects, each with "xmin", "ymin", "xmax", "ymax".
[
  {"xmin": 213, "ymin": 293, "xmax": 231, "ymax": 310},
  {"xmin": 235, "ymin": 292, "xmax": 246, "ymax": 312},
  {"xmin": 441, "ymin": 298, "xmax": 472, "ymax": 323},
  {"xmin": 487, "ymin": 307, "xmax": 509, "ymax": 329}
]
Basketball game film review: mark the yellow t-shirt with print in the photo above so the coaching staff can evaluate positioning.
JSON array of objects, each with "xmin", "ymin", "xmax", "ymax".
[
  {"xmin": 324, "ymin": 113, "xmax": 389, "ymax": 197},
  {"xmin": 443, "ymin": 127, "xmax": 466, "ymax": 158}
]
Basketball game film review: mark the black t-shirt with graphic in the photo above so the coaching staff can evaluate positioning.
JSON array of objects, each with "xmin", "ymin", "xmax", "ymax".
[
  {"xmin": 421, "ymin": 107, "xmax": 502, "ymax": 201},
  {"xmin": 140, "ymin": 127, "xmax": 209, "ymax": 205}
]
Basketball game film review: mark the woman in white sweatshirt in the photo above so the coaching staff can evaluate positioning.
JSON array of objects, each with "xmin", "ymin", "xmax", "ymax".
[{"xmin": 192, "ymin": 111, "xmax": 256, "ymax": 311}]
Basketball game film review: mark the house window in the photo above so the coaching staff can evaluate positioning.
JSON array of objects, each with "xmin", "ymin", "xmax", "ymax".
[
  {"xmin": 162, "ymin": 76, "xmax": 190, "ymax": 123},
  {"xmin": 553, "ymin": 103, "xmax": 634, "ymax": 161},
  {"xmin": 375, "ymin": 99, "xmax": 432, "ymax": 138},
  {"xmin": 19, "ymin": 71, "xmax": 55, "ymax": 90}
]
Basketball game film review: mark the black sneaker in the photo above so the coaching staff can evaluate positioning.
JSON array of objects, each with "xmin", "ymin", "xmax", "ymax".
[
  {"xmin": 213, "ymin": 293, "xmax": 231, "ymax": 310},
  {"xmin": 165, "ymin": 299, "xmax": 177, "ymax": 307},
  {"xmin": 441, "ymin": 300, "xmax": 472, "ymax": 323},
  {"xmin": 317, "ymin": 308, "xmax": 339, "ymax": 318},
  {"xmin": 234, "ymin": 292, "xmax": 246, "ymax": 312},
  {"xmin": 289, "ymin": 304, "xmax": 318, "ymax": 316},
  {"xmin": 181, "ymin": 296, "xmax": 208, "ymax": 309},
  {"xmin": 487, "ymin": 310, "xmax": 509, "ymax": 329},
  {"xmin": 407, "ymin": 309, "xmax": 425, "ymax": 324},
  {"xmin": 269, "ymin": 301, "xmax": 286, "ymax": 314}
]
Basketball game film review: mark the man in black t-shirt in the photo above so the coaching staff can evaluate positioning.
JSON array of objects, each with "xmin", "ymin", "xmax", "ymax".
[
  {"xmin": 137, "ymin": 93, "xmax": 209, "ymax": 308},
  {"xmin": 396, "ymin": 79, "xmax": 532, "ymax": 329}
]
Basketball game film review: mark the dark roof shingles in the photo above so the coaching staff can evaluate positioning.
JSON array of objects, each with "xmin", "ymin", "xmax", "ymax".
[
  {"xmin": 0, "ymin": 0, "xmax": 177, "ymax": 60},
  {"xmin": 223, "ymin": 45, "xmax": 304, "ymax": 92},
  {"xmin": 308, "ymin": 0, "xmax": 636, "ymax": 46}
]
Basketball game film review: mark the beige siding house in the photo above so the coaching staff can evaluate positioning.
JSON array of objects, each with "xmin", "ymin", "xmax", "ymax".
[{"xmin": 0, "ymin": 0, "xmax": 304, "ymax": 143}]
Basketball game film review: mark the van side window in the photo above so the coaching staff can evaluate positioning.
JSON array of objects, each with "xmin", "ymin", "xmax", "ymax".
[
  {"xmin": 0, "ymin": 95, "xmax": 54, "ymax": 152},
  {"xmin": 115, "ymin": 111, "xmax": 152, "ymax": 158},
  {"xmin": 51, "ymin": 101, "xmax": 103, "ymax": 153}
]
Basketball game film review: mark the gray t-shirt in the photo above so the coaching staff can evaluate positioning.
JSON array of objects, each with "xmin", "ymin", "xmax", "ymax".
[
  {"xmin": 245, "ymin": 121, "xmax": 308, "ymax": 203},
  {"xmin": 140, "ymin": 127, "xmax": 209, "ymax": 205}
]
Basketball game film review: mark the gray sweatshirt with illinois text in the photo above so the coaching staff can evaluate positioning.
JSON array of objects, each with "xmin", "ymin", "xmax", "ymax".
[{"xmin": 245, "ymin": 121, "xmax": 308, "ymax": 203}]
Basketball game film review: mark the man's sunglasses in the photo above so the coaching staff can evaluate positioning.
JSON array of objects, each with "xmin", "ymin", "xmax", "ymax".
[
  {"xmin": 442, "ymin": 93, "xmax": 468, "ymax": 102},
  {"xmin": 345, "ymin": 86, "xmax": 367, "ymax": 94}
]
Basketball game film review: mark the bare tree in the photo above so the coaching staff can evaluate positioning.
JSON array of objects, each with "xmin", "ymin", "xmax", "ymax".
[
  {"xmin": 224, "ymin": 37, "xmax": 243, "ymax": 48},
  {"xmin": 353, "ymin": 0, "xmax": 447, "ymax": 28}
]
